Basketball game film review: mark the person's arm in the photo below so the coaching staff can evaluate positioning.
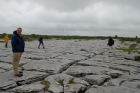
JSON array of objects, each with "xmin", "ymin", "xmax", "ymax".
[{"xmin": 12, "ymin": 36, "xmax": 22, "ymax": 51}]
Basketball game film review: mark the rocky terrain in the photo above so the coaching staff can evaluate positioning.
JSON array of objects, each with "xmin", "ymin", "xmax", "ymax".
[{"xmin": 0, "ymin": 39, "xmax": 140, "ymax": 93}]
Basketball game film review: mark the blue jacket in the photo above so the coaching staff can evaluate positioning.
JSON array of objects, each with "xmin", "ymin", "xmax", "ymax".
[
  {"xmin": 108, "ymin": 38, "xmax": 113, "ymax": 46},
  {"xmin": 39, "ymin": 37, "xmax": 43, "ymax": 42},
  {"xmin": 12, "ymin": 31, "xmax": 25, "ymax": 53}
]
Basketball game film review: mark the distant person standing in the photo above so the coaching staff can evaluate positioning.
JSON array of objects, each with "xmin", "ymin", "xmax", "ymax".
[
  {"xmin": 38, "ymin": 35, "xmax": 45, "ymax": 49},
  {"xmin": 12, "ymin": 28, "xmax": 25, "ymax": 77},
  {"xmin": 107, "ymin": 36, "xmax": 114, "ymax": 53},
  {"xmin": 4, "ymin": 35, "xmax": 9, "ymax": 47}
]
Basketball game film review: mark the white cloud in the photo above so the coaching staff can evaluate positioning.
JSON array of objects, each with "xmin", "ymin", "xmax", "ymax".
[{"xmin": 0, "ymin": 0, "xmax": 140, "ymax": 37}]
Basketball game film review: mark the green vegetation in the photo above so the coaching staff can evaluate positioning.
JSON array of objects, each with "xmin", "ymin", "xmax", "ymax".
[
  {"xmin": 116, "ymin": 44, "xmax": 137, "ymax": 53},
  {"xmin": 58, "ymin": 79, "xmax": 81, "ymax": 86},
  {"xmin": 97, "ymin": 54, "xmax": 103, "ymax": 55},
  {"xmin": 41, "ymin": 80, "xmax": 50, "ymax": 91},
  {"xmin": 0, "ymin": 33, "xmax": 140, "ymax": 42},
  {"xmin": 80, "ymin": 49, "xmax": 87, "ymax": 52},
  {"xmin": 113, "ymin": 54, "xmax": 122, "ymax": 56},
  {"xmin": 58, "ymin": 80, "xmax": 64, "ymax": 86},
  {"xmin": 0, "ymin": 41, "xmax": 4, "ymax": 43},
  {"xmin": 121, "ymin": 63, "xmax": 131, "ymax": 66},
  {"xmin": 68, "ymin": 79, "xmax": 75, "ymax": 84},
  {"xmin": 135, "ymin": 56, "xmax": 140, "ymax": 62},
  {"xmin": 15, "ymin": 91, "xmax": 35, "ymax": 93}
]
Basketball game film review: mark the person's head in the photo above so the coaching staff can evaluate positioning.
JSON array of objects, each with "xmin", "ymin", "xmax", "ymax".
[
  {"xmin": 41, "ymin": 35, "xmax": 43, "ymax": 37},
  {"xmin": 6, "ymin": 35, "xmax": 8, "ymax": 37},
  {"xmin": 109, "ymin": 36, "xmax": 111, "ymax": 38},
  {"xmin": 17, "ymin": 28, "xmax": 22, "ymax": 35}
]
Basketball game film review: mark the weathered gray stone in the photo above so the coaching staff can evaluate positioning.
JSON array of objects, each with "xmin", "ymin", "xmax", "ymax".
[
  {"xmin": 63, "ymin": 66, "xmax": 109, "ymax": 77},
  {"xmin": 104, "ymin": 78, "xmax": 126, "ymax": 86},
  {"xmin": 107, "ymin": 70, "xmax": 124, "ymax": 78},
  {"xmin": 0, "ymin": 69, "xmax": 6, "ymax": 73},
  {"xmin": 0, "ymin": 57, "xmax": 31, "ymax": 66},
  {"xmin": 56, "ymin": 54, "xmax": 87, "ymax": 61},
  {"xmin": 0, "ymin": 63, "xmax": 13, "ymax": 70},
  {"xmin": 22, "ymin": 59, "xmax": 75, "ymax": 74},
  {"xmin": 0, "ymin": 70, "xmax": 49, "ymax": 90},
  {"xmin": 64, "ymin": 84, "xmax": 86, "ymax": 93},
  {"xmin": 10, "ymin": 84, "xmax": 45, "ymax": 93},
  {"xmin": 86, "ymin": 86, "xmax": 140, "ymax": 93},
  {"xmin": 121, "ymin": 80, "xmax": 140, "ymax": 89},
  {"xmin": 109, "ymin": 64, "xmax": 138, "ymax": 73},
  {"xmin": 83, "ymin": 75, "xmax": 111, "ymax": 85}
]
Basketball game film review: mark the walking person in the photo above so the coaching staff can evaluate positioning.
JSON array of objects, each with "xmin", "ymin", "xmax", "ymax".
[
  {"xmin": 12, "ymin": 28, "xmax": 25, "ymax": 77},
  {"xmin": 107, "ymin": 36, "xmax": 114, "ymax": 53},
  {"xmin": 4, "ymin": 35, "xmax": 9, "ymax": 48},
  {"xmin": 38, "ymin": 35, "xmax": 45, "ymax": 49}
]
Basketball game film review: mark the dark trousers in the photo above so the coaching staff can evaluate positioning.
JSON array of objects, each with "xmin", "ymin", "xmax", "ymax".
[
  {"xmin": 38, "ymin": 42, "xmax": 44, "ymax": 48},
  {"xmin": 5, "ymin": 42, "xmax": 8, "ymax": 47}
]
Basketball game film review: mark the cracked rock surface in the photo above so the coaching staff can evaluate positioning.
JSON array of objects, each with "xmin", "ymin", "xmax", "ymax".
[{"xmin": 0, "ymin": 39, "xmax": 140, "ymax": 93}]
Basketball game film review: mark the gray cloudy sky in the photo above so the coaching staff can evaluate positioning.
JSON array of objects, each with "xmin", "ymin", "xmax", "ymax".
[{"xmin": 0, "ymin": 0, "xmax": 140, "ymax": 37}]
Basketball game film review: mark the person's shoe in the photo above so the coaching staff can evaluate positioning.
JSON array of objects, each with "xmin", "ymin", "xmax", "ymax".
[
  {"xmin": 19, "ymin": 71, "xmax": 23, "ymax": 73},
  {"xmin": 38, "ymin": 47, "xmax": 40, "ymax": 49},
  {"xmin": 15, "ymin": 73, "xmax": 23, "ymax": 77},
  {"xmin": 43, "ymin": 47, "xmax": 45, "ymax": 49}
]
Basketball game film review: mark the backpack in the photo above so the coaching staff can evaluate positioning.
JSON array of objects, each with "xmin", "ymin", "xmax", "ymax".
[{"xmin": 112, "ymin": 39, "xmax": 114, "ymax": 45}]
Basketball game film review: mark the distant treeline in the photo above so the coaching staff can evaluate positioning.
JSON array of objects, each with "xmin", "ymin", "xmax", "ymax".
[{"xmin": 0, "ymin": 33, "xmax": 139, "ymax": 43}]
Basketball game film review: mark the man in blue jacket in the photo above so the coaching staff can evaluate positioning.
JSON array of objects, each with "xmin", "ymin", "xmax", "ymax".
[
  {"xmin": 38, "ymin": 35, "xmax": 45, "ymax": 49},
  {"xmin": 12, "ymin": 28, "xmax": 25, "ymax": 77},
  {"xmin": 107, "ymin": 36, "xmax": 114, "ymax": 53}
]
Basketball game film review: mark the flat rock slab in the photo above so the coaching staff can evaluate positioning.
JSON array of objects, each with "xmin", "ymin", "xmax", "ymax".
[
  {"xmin": 77, "ymin": 60, "xmax": 111, "ymax": 68},
  {"xmin": 0, "ymin": 62, "xmax": 13, "ymax": 70},
  {"xmin": 0, "ymin": 57, "xmax": 31, "ymax": 66},
  {"xmin": 109, "ymin": 64, "xmax": 138, "ymax": 73},
  {"xmin": 107, "ymin": 70, "xmax": 124, "ymax": 78},
  {"xmin": 83, "ymin": 75, "xmax": 111, "ymax": 85},
  {"xmin": 63, "ymin": 66, "xmax": 109, "ymax": 77},
  {"xmin": 104, "ymin": 78, "xmax": 126, "ymax": 86},
  {"xmin": 0, "ymin": 69, "xmax": 6, "ymax": 73},
  {"xmin": 45, "ymin": 74, "xmax": 89, "ymax": 93},
  {"xmin": 85, "ymin": 86, "xmax": 140, "ymax": 93},
  {"xmin": 56, "ymin": 54, "xmax": 87, "ymax": 61},
  {"xmin": 22, "ymin": 59, "xmax": 75, "ymax": 74},
  {"xmin": 10, "ymin": 84, "xmax": 45, "ymax": 93},
  {"xmin": 22, "ymin": 54, "xmax": 45, "ymax": 60},
  {"xmin": 0, "ymin": 51, "xmax": 12, "ymax": 57},
  {"xmin": 45, "ymin": 74, "xmax": 73, "ymax": 93},
  {"xmin": 32, "ymin": 52, "xmax": 61, "ymax": 59},
  {"xmin": 0, "ymin": 70, "xmax": 49, "ymax": 90},
  {"xmin": 64, "ymin": 84, "xmax": 86, "ymax": 93},
  {"xmin": 121, "ymin": 80, "xmax": 140, "ymax": 89}
]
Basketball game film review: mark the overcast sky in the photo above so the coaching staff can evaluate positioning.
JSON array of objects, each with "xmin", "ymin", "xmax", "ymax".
[{"xmin": 0, "ymin": 0, "xmax": 140, "ymax": 37}]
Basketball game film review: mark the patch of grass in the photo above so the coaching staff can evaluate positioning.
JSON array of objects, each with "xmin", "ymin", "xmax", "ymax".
[
  {"xmin": 114, "ymin": 63, "xmax": 118, "ymax": 64},
  {"xmin": 15, "ymin": 91, "xmax": 35, "ymax": 93},
  {"xmin": 41, "ymin": 80, "xmax": 50, "ymax": 91},
  {"xmin": 135, "ymin": 56, "xmax": 140, "ymax": 62},
  {"xmin": 134, "ymin": 51, "xmax": 140, "ymax": 54},
  {"xmin": 80, "ymin": 49, "xmax": 87, "ymax": 52},
  {"xmin": 97, "ymin": 54, "xmax": 103, "ymax": 55},
  {"xmin": 116, "ymin": 44, "xmax": 137, "ymax": 53},
  {"xmin": 0, "ymin": 41, "xmax": 4, "ymax": 43},
  {"xmin": 58, "ymin": 80, "xmax": 64, "ymax": 86},
  {"xmin": 113, "ymin": 54, "xmax": 122, "ymax": 56},
  {"xmin": 68, "ymin": 79, "xmax": 75, "ymax": 84},
  {"xmin": 121, "ymin": 63, "xmax": 131, "ymax": 66}
]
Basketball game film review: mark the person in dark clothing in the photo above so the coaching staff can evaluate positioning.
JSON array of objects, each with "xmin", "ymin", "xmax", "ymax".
[
  {"xmin": 38, "ymin": 35, "xmax": 45, "ymax": 49},
  {"xmin": 12, "ymin": 28, "xmax": 25, "ymax": 77},
  {"xmin": 107, "ymin": 36, "xmax": 114, "ymax": 53}
]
